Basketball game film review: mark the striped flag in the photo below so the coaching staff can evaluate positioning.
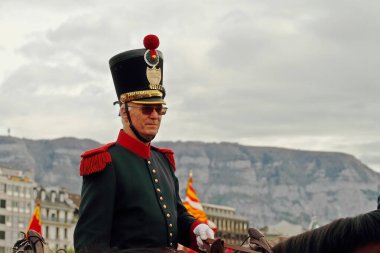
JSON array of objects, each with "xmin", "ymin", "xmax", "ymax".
[
  {"xmin": 27, "ymin": 199, "xmax": 42, "ymax": 235},
  {"xmin": 183, "ymin": 171, "xmax": 217, "ymax": 230}
]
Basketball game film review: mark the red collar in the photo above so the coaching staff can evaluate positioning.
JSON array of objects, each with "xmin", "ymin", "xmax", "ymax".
[{"xmin": 116, "ymin": 130, "xmax": 151, "ymax": 159}]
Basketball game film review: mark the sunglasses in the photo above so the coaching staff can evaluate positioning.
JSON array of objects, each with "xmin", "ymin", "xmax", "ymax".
[{"xmin": 128, "ymin": 105, "xmax": 168, "ymax": 115}]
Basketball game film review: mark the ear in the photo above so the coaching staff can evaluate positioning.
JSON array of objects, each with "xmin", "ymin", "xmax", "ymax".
[{"xmin": 120, "ymin": 104, "xmax": 128, "ymax": 121}]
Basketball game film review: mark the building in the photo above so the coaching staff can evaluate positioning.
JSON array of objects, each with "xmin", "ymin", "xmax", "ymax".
[
  {"xmin": 203, "ymin": 203, "xmax": 249, "ymax": 245},
  {"xmin": 34, "ymin": 186, "xmax": 78, "ymax": 251},
  {"xmin": 259, "ymin": 220, "xmax": 305, "ymax": 246},
  {"xmin": 266, "ymin": 220, "xmax": 303, "ymax": 236},
  {"xmin": 0, "ymin": 167, "xmax": 36, "ymax": 253}
]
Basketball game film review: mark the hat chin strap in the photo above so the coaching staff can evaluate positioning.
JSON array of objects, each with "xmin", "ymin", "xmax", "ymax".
[{"xmin": 125, "ymin": 109, "xmax": 151, "ymax": 143}]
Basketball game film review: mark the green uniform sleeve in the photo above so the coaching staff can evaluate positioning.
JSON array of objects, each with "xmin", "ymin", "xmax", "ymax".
[{"xmin": 74, "ymin": 163, "xmax": 116, "ymax": 252}]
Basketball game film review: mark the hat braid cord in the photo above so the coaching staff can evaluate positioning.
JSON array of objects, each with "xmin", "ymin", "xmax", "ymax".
[{"xmin": 125, "ymin": 109, "xmax": 150, "ymax": 143}]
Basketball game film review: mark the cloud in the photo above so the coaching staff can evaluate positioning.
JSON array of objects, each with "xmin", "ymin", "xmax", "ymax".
[
  {"xmin": 0, "ymin": 0, "xmax": 379, "ymax": 173},
  {"xmin": 1, "ymin": 63, "xmax": 95, "ymax": 95}
]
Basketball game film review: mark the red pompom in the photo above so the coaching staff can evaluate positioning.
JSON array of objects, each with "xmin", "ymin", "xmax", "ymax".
[{"xmin": 143, "ymin": 34, "xmax": 160, "ymax": 50}]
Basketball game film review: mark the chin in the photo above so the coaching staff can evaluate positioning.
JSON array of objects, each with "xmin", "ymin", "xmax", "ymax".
[
  {"xmin": 142, "ymin": 134, "xmax": 157, "ymax": 142},
  {"xmin": 144, "ymin": 128, "xmax": 159, "ymax": 135}
]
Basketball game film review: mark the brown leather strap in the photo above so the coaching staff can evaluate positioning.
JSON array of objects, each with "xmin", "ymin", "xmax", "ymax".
[{"xmin": 204, "ymin": 238, "xmax": 261, "ymax": 253}]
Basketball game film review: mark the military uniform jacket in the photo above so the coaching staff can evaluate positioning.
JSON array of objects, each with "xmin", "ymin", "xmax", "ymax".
[{"xmin": 74, "ymin": 130, "xmax": 200, "ymax": 252}]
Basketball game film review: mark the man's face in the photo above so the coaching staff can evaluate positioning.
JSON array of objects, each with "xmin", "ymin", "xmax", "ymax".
[{"xmin": 124, "ymin": 102, "xmax": 167, "ymax": 141}]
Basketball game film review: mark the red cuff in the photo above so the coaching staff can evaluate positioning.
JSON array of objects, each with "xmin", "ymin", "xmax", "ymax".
[{"xmin": 189, "ymin": 221, "xmax": 203, "ymax": 251}]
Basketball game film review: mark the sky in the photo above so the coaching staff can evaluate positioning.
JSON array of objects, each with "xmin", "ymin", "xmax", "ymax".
[{"xmin": 0, "ymin": 0, "xmax": 379, "ymax": 173}]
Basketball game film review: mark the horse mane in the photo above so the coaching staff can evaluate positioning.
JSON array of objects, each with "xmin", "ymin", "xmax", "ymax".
[{"xmin": 272, "ymin": 210, "xmax": 380, "ymax": 253}]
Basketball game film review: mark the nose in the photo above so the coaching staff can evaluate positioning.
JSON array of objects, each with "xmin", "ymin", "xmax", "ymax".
[{"xmin": 149, "ymin": 108, "xmax": 160, "ymax": 118}]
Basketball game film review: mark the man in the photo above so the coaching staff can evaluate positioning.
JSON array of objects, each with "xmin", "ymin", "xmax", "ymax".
[{"xmin": 74, "ymin": 35, "xmax": 214, "ymax": 252}]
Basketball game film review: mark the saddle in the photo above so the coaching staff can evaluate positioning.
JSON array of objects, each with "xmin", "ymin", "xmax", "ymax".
[{"xmin": 203, "ymin": 228, "xmax": 273, "ymax": 253}]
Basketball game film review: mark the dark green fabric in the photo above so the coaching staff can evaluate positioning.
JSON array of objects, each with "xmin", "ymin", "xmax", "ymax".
[{"xmin": 74, "ymin": 144, "xmax": 196, "ymax": 252}]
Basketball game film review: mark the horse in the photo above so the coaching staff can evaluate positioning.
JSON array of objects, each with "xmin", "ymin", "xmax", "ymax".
[
  {"xmin": 205, "ymin": 210, "xmax": 380, "ymax": 253},
  {"xmin": 271, "ymin": 209, "xmax": 380, "ymax": 253},
  {"xmin": 12, "ymin": 229, "xmax": 52, "ymax": 253}
]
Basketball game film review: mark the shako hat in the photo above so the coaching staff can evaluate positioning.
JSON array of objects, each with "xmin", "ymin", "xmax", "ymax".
[{"xmin": 109, "ymin": 34, "xmax": 165, "ymax": 104}]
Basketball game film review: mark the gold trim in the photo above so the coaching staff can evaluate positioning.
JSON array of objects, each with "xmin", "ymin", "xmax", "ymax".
[
  {"xmin": 132, "ymin": 100, "xmax": 166, "ymax": 105},
  {"xmin": 120, "ymin": 90, "xmax": 163, "ymax": 103},
  {"xmin": 148, "ymin": 84, "xmax": 165, "ymax": 91}
]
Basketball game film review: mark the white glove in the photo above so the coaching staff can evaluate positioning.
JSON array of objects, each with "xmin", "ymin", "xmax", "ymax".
[{"xmin": 193, "ymin": 223, "xmax": 215, "ymax": 252}]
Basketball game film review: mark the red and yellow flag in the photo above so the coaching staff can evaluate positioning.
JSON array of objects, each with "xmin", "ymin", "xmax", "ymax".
[
  {"xmin": 183, "ymin": 172, "xmax": 217, "ymax": 230},
  {"xmin": 27, "ymin": 200, "xmax": 42, "ymax": 235}
]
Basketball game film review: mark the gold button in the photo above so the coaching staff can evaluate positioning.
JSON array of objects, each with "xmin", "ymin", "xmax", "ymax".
[
  {"xmin": 169, "ymin": 233, "xmax": 173, "ymax": 237},
  {"xmin": 152, "ymin": 169, "xmax": 156, "ymax": 173},
  {"xmin": 167, "ymin": 213, "xmax": 171, "ymax": 218},
  {"xmin": 169, "ymin": 223, "xmax": 173, "ymax": 227},
  {"xmin": 170, "ymin": 243, "xmax": 173, "ymax": 246},
  {"xmin": 148, "ymin": 161, "xmax": 151, "ymax": 164},
  {"xmin": 163, "ymin": 204, "xmax": 167, "ymax": 209},
  {"xmin": 160, "ymin": 196, "xmax": 163, "ymax": 201},
  {"xmin": 154, "ymin": 179, "xmax": 159, "ymax": 183},
  {"xmin": 156, "ymin": 188, "xmax": 161, "ymax": 192}
]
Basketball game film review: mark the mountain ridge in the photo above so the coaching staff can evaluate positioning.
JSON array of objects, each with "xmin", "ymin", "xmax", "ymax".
[{"xmin": 0, "ymin": 135, "xmax": 379, "ymax": 228}]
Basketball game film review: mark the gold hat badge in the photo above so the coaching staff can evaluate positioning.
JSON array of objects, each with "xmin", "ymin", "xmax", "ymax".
[{"xmin": 143, "ymin": 35, "xmax": 164, "ymax": 92}]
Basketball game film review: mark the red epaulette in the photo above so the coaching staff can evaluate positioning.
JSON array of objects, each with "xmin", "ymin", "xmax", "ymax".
[
  {"xmin": 79, "ymin": 142, "xmax": 115, "ymax": 176},
  {"xmin": 154, "ymin": 147, "xmax": 176, "ymax": 172}
]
